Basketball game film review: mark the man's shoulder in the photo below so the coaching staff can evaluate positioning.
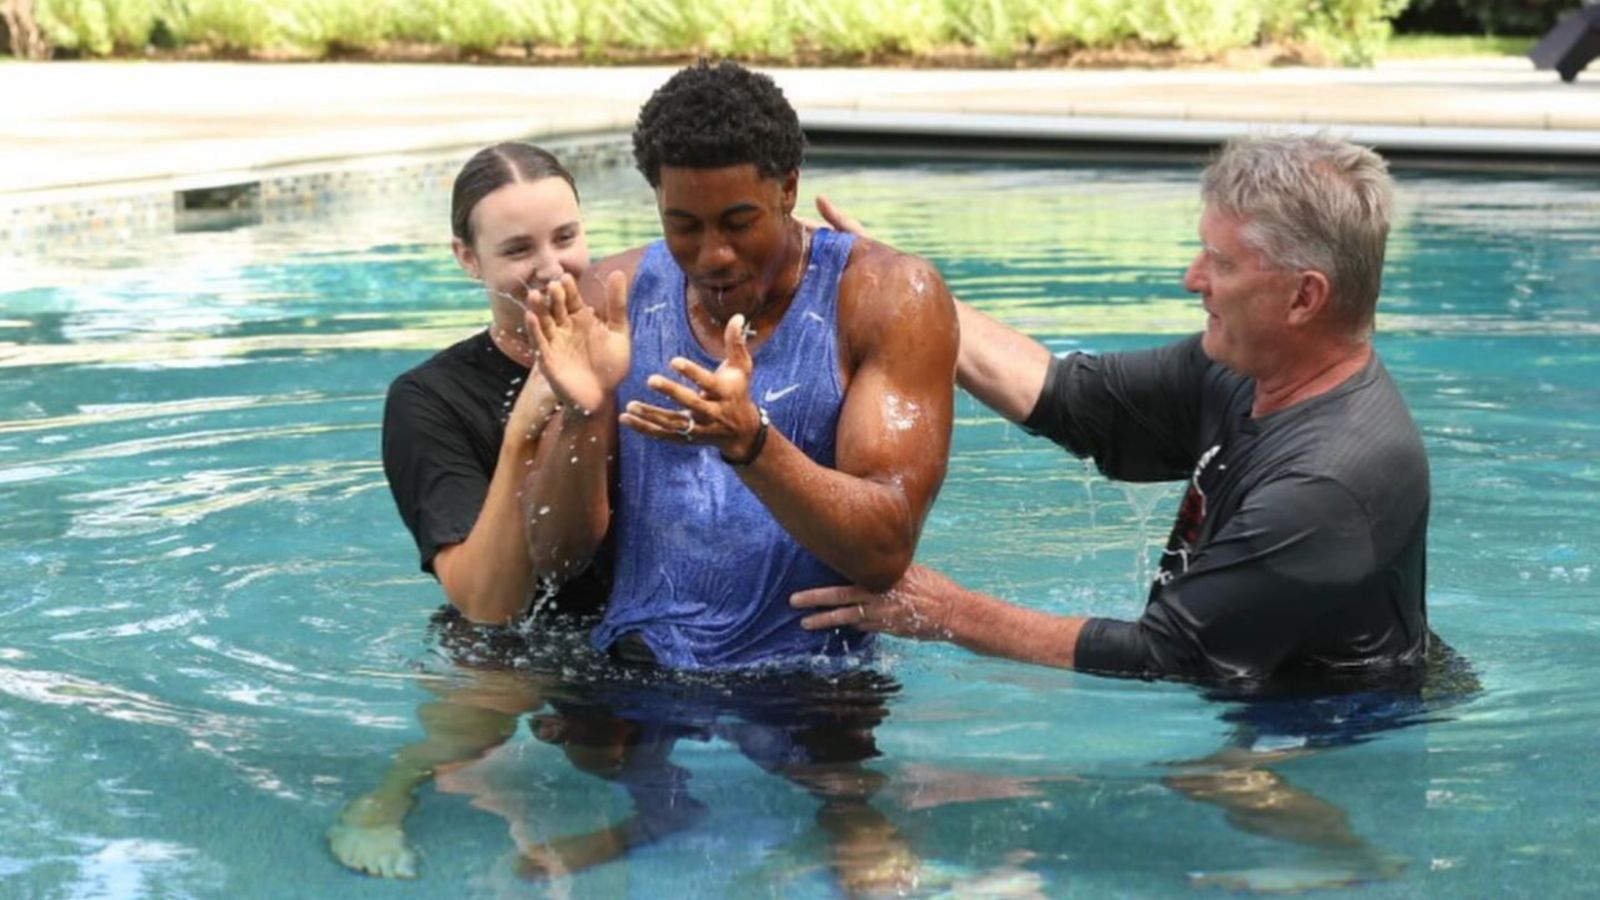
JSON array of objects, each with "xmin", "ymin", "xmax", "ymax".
[
  {"xmin": 834, "ymin": 235, "xmax": 957, "ymax": 373},
  {"xmin": 1255, "ymin": 361, "xmax": 1428, "ymax": 507},
  {"xmin": 1310, "ymin": 355, "xmax": 1424, "ymax": 454},
  {"xmin": 838, "ymin": 237, "xmax": 951, "ymax": 318},
  {"xmin": 581, "ymin": 246, "xmax": 654, "ymax": 309},
  {"xmin": 841, "ymin": 236, "xmax": 937, "ymax": 282},
  {"xmin": 591, "ymin": 246, "xmax": 652, "ymax": 280}
]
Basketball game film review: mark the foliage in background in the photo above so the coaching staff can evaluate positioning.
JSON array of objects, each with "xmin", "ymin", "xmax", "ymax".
[
  {"xmin": 1264, "ymin": 0, "xmax": 1412, "ymax": 65},
  {"xmin": 27, "ymin": 0, "xmax": 1424, "ymax": 65},
  {"xmin": 36, "ymin": 0, "xmax": 160, "ymax": 54}
]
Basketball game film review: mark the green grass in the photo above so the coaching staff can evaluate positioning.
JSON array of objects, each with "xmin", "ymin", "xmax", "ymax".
[
  {"xmin": 1381, "ymin": 33, "xmax": 1535, "ymax": 59},
  {"xmin": 23, "ymin": 0, "xmax": 1411, "ymax": 66}
]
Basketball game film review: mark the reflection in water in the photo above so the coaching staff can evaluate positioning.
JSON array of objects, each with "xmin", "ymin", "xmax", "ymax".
[
  {"xmin": 0, "ymin": 660, "xmax": 304, "ymax": 804},
  {"xmin": 525, "ymin": 665, "xmax": 911, "ymax": 894},
  {"xmin": 330, "ymin": 610, "xmax": 913, "ymax": 895},
  {"xmin": 330, "ymin": 611, "xmax": 1483, "ymax": 895},
  {"xmin": 1163, "ymin": 639, "xmax": 1481, "ymax": 891}
]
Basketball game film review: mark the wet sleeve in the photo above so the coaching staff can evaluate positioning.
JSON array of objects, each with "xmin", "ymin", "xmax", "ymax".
[
  {"xmin": 1021, "ymin": 335, "xmax": 1209, "ymax": 482},
  {"xmin": 1074, "ymin": 475, "xmax": 1375, "ymax": 681},
  {"xmin": 382, "ymin": 377, "xmax": 492, "ymax": 575}
]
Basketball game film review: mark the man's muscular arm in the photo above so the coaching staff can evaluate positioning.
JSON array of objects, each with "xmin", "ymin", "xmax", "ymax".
[{"xmin": 738, "ymin": 246, "xmax": 958, "ymax": 591}]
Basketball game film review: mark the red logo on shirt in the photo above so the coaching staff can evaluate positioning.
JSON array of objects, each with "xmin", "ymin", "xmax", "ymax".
[{"xmin": 1159, "ymin": 443, "xmax": 1220, "ymax": 581}]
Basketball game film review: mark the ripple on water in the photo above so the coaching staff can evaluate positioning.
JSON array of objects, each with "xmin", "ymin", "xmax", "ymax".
[
  {"xmin": 0, "ymin": 463, "xmax": 79, "ymax": 485},
  {"xmin": 186, "ymin": 635, "xmax": 299, "ymax": 676},
  {"xmin": 50, "ymin": 836, "xmax": 225, "ymax": 899},
  {"xmin": 46, "ymin": 609, "xmax": 204, "ymax": 644},
  {"xmin": 0, "ymin": 663, "xmax": 236, "ymax": 734},
  {"xmin": 61, "ymin": 460, "xmax": 379, "ymax": 539}
]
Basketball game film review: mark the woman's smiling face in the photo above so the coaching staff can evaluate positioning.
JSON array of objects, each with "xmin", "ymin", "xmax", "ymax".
[{"xmin": 455, "ymin": 176, "xmax": 589, "ymax": 312}]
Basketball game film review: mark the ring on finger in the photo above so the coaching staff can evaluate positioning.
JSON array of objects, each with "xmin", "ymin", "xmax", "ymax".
[
  {"xmin": 676, "ymin": 416, "xmax": 696, "ymax": 440},
  {"xmin": 856, "ymin": 603, "xmax": 868, "ymax": 623}
]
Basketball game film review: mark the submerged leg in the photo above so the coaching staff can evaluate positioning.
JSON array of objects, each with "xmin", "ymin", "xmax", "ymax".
[
  {"xmin": 328, "ymin": 670, "xmax": 547, "ymax": 878},
  {"xmin": 728, "ymin": 705, "xmax": 919, "ymax": 898},
  {"xmin": 1164, "ymin": 747, "xmax": 1404, "ymax": 891},
  {"xmin": 518, "ymin": 706, "xmax": 707, "ymax": 880}
]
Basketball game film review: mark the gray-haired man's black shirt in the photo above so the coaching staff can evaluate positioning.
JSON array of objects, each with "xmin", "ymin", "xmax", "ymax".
[{"xmin": 1023, "ymin": 334, "xmax": 1430, "ymax": 683}]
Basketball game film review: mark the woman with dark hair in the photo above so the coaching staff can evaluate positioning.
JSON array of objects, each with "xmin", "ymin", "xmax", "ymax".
[
  {"xmin": 382, "ymin": 142, "xmax": 609, "ymax": 626},
  {"xmin": 328, "ymin": 143, "xmax": 617, "ymax": 879}
]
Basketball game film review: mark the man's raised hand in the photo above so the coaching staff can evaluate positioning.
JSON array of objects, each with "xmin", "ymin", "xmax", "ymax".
[{"xmin": 621, "ymin": 313, "xmax": 764, "ymax": 462}]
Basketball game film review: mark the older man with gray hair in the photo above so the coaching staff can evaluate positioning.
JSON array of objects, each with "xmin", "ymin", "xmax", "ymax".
[{"xmin": 796, "ymin": 134, "xmax": 1430, "ymax": 686}]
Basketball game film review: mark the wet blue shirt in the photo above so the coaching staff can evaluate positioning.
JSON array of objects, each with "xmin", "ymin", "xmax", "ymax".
[{"xmin": 591, "ymin": 230, "xmax": 871, "ymax": 670}]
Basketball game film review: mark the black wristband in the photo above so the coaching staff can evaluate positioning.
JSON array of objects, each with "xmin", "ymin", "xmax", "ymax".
[{"xmin": 721, "ymin": 406, "xmax": 770, "ymax": 466}]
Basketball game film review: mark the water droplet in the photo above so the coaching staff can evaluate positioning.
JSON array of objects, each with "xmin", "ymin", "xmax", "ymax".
[{"xmin": 538, "ymin": 506, "xmax": 551, "ymax": 516}]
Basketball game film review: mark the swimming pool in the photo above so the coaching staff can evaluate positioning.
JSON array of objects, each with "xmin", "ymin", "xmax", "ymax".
[{"xmin": 1, "ymin": 157, "xmax": 1597, "ymax": 897}]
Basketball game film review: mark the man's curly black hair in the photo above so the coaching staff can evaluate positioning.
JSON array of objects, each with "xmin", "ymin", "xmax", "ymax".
[{"xmin": 632, "ymin": 60, "xmax": 806, "ymax": 188}]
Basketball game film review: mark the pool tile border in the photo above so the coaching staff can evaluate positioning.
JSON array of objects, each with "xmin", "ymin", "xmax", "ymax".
[{"xmin": 0, "ymin": 133, "xmax": 634, "ymax": 259}]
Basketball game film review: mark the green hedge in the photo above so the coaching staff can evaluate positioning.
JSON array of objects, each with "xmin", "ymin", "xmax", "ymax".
[
  {"xmin": 31, "ymin": 0, "xmax": 1408, "ymax": 64},
  {"xmin": 36, "ymin": 0, "xmax": 163, "ymax": 54}
]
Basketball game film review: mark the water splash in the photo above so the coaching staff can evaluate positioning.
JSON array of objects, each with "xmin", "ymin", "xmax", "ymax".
[
  {"xmin": 883, "ymin": 394, "xmax": 922, "ymax": 432},
  {"xmin": 1117, "ymin": 482, "xmax": 1175, "ymax": 591}
]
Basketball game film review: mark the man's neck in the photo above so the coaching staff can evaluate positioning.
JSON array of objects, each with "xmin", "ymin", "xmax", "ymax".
[
  {"xmin": 690, "ymin": 224, "xmax": 810, "ymax": 350},
  {"xmin": 1251, "ymin": 340, "xmax": 1372, "ymax": 418}
]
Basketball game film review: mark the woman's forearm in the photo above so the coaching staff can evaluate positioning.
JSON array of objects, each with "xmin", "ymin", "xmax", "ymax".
[
  {"xmin": 433, "ymin": 427, "xmax": 551, "ymax": 624},
  {"xmin": 520, "ymin": 406, "xmax": 613, "ymax": 587}
]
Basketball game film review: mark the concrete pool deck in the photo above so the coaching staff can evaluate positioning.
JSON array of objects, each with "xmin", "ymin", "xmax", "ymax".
[
  {"xmin": 1, "ymin": 56, "xmax": 1597, "ymax": 264},
  {"xmin": 3, "ymin": 57, "xmax": 1599, "ymax": 202}
]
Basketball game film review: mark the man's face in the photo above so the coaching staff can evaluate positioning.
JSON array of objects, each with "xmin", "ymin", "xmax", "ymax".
[
  {"xmin": 1182, "ymin": 206, "xmax": 1302, "ymax": 377},
  {"xmin": 655, "ymin": 163, "xmax": 798, "ymax": 321}
]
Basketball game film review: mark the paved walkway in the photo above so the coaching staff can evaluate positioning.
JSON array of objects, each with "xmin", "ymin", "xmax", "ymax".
[{"xmin": 2, "ymin": 57, "xmax": 1598, "ymax": 200}]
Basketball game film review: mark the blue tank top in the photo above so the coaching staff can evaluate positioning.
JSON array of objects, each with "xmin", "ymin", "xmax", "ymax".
[{"xmin": 591, "ymin": 229, "xmax": 871, "ymax": 670}]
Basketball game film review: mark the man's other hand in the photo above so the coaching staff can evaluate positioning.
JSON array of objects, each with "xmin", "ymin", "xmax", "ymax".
[{"xmin": 792, "ymin": 564, "xmax": 960, "ymax": 641}]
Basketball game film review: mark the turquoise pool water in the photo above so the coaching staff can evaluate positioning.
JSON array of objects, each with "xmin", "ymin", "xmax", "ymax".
[{"xmin": 1, "ymin": 159, "xmax": 1597, "ymax": 897}]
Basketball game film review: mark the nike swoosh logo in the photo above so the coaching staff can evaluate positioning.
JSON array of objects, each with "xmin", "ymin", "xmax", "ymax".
[{"xmin": 763, "ymin": 383, "xmax": 801, "ymax": 403}]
